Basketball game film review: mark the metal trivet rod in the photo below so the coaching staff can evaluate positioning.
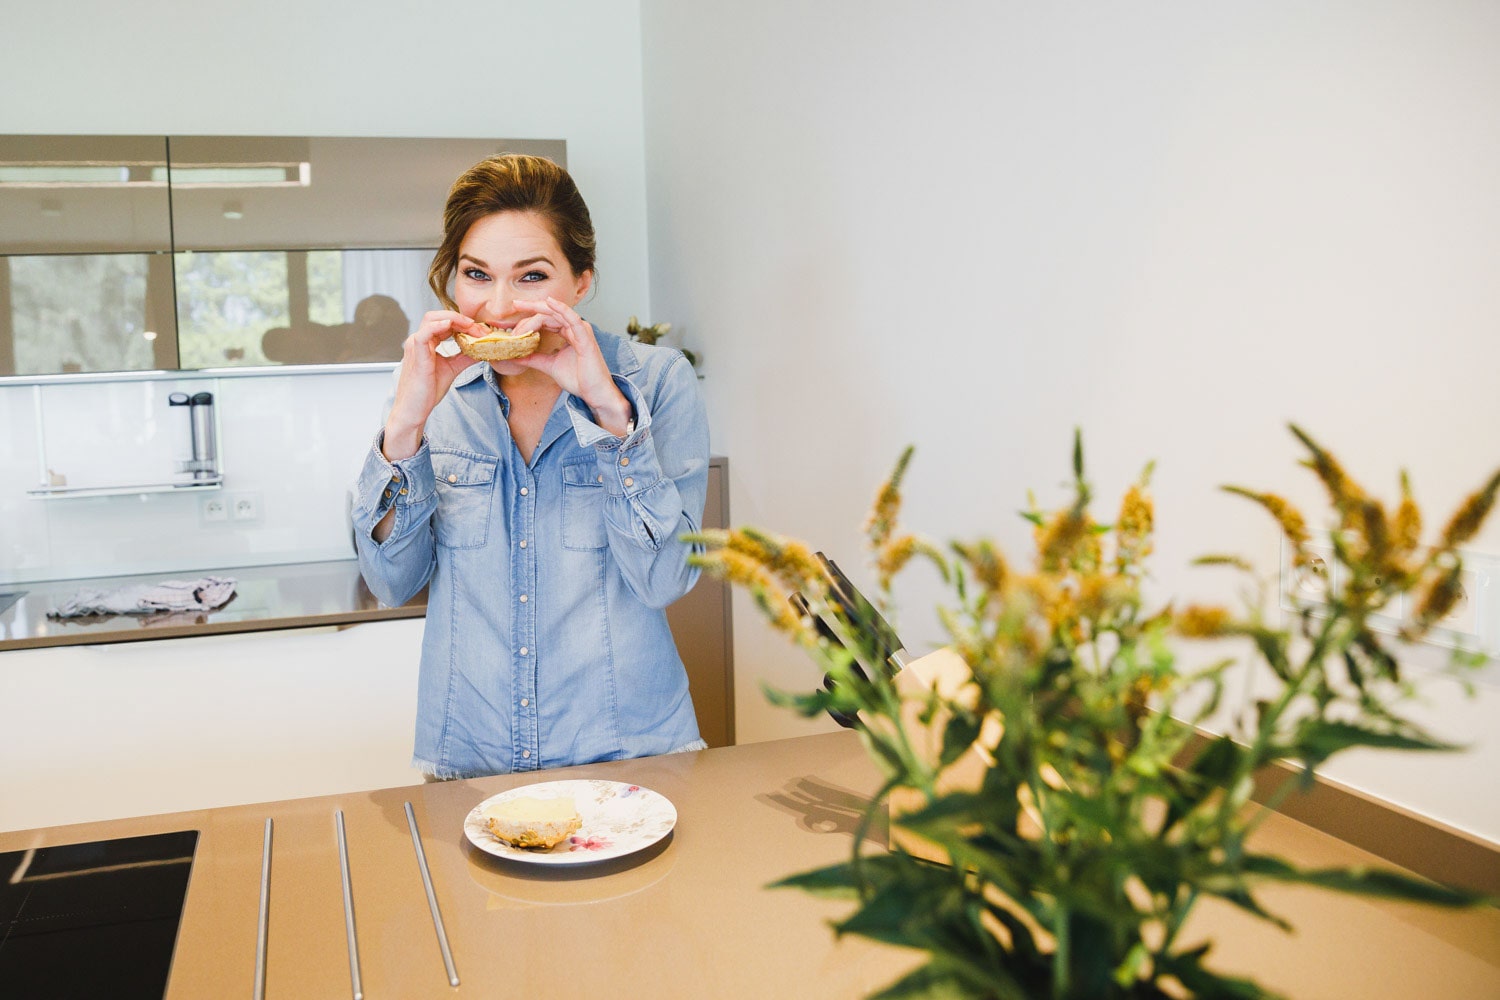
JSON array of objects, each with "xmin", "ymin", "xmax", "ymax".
[
  {"xmin": 254, "ymin": 818, "xmax": 272, "ymax": 1000},
  {"xmin": 335, "ymin": 810, "xmax": 364, "ymax": 1000},
  {"xmin": 404, "ymin": 801, "xmax": 461, "ymax": 987}
]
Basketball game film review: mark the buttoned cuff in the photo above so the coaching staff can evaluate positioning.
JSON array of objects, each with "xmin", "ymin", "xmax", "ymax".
[
  {"xmin": 354, "ymin": 429, "xmax": 436, "ymax": 533},
  {"xmin": 566, "ymin": 373, "xmax": 652, "ymax": 451},
  {"xmin": 565, "ymin": 376, "xmax": 665, "ymax": 502}
]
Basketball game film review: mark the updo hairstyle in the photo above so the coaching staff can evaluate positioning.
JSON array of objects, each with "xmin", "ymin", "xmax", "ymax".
[{"xmin": 428, "ymin": 153, "xmax": 597, "ymax": 310}]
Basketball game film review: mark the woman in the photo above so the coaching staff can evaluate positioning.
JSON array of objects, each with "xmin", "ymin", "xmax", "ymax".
[{"xmin": 352, "ymin": 154, "xmax": 709, "ymax": 779}]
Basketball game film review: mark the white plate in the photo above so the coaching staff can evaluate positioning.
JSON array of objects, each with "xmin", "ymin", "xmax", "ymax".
[{"xmin": 464, "ymin": 779, "xmax": 676, "ymax": 866}]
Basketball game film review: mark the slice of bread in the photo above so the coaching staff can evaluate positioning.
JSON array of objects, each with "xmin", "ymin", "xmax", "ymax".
[
  {"xmin": 454, "ymin": 321, "xmax": 541, "ymax": 361},
  {"xmin": 483, "ymin": 795, "xmax": 582, "ymax": 849}
]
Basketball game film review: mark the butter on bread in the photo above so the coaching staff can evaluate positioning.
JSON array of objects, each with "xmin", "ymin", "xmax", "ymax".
[
  {"xmin": 483, "ymin": 795, "xmax": 582, "ymax": 849},
  {"xmin": 454, "ymin": 321, "xmax": 541, "ymax": 361}
]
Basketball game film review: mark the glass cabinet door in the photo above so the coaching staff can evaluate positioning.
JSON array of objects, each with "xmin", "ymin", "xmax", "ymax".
[
  {"xmin": 0, "ymin": 135, "xmax": 567, "ymax": 377},
  {"xmin": 0, "ymin": 136, "xmax": 177, "ymax": 375},
  {"xmin": 167, "ymin": 137, "xmax": 566, "ymax": 369}
]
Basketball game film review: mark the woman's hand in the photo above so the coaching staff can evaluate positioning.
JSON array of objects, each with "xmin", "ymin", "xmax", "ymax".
[
  {"xmin": 382, "ymin": 310, "xmax": 481, "ymax": 460},
  {"xmin": 514, "ymin": 297, "xmax": 634, "ymax": 435}
]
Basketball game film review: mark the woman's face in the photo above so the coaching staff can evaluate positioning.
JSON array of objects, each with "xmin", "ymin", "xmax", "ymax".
[{"xmin": 453, "ymin": 210, "xmax": 593, "ymax": 335}]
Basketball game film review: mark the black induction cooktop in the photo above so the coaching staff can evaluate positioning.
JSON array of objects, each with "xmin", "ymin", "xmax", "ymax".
[{"xmin": 0, "ymin": 830, "xmax": 198, "ymax": 1000}]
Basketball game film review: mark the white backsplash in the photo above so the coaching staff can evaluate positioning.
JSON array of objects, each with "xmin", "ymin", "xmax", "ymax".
[{"xmin": 0, "ymin": 368, "xmax": 398, "ymax": 585}]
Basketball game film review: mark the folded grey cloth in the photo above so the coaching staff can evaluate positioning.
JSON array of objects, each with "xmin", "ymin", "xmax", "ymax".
[{"xmin": 47, "ymin": 576, "xmax": 237, "ymax": 618}]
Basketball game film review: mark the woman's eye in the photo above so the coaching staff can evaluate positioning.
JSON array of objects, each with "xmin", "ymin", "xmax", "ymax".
[
  {"xmin": 462, "ymin": 267, "xmax": 489, "ymax": 282},
  {"xmin": 518, "ymin": 270, "xmax": 549, "ymax": 283}
]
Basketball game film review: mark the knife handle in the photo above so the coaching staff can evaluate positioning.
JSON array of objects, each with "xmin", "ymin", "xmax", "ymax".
[{"xmin": 791, "ymin": 592, "xmax": 862, "ymax": 730}]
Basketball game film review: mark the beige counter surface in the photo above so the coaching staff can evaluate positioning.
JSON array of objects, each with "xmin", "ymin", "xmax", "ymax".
[
  {"xmin": 2, "ymin": 732, "xmax": 1496, "ymax": 999},
  {"xmin": 0, "ymin": 559, "xmax": 424, "ymax": 651}
]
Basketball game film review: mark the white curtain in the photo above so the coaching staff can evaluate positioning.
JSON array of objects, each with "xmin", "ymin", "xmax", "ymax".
[{"xmin": 340, "ymin": 249, "xmax": 440, "ymax": 333}]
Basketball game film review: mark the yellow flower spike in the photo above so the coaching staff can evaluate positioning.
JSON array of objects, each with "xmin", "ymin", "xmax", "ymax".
[
  {"xmin": 1439, "ymin": 468, "xmax": 1500, "ymax": 550},
  {"xmin": 1392, "ymin": 471, "xmax": 1422, "ymax": 556},
  {"xmin": 1115, "ymin": 483, "xmax": 1155, "ymax": 571},
  {"xmin": 953, "ymin": 539, "xmax": 1009, "ymax": 596},
  {"xmin": 876, "ymin": 535, "xmax": 921, "ymax": 588},
  {"xmin": 863, "ymin": 446, "xmax": 915, "ymax": 550},
  {"xmin": 1411, "ymin": 564, "xmax": 1465, "ymax": 632},
  {"xmin": 731, "ymin": 527, "xmax": 825, "ymax": 594},
  {"xmin": 1036, "ymin": 509, "xmax": 1090, "ymax": 572},
  {"xmin": 1290, "ymin": 424, "xmax": 1369, "ymax": 518},
  {"xmin": 1175, "ymin": 605, "xmax": 1232, "ymax": 638},
  {"xmin": 1221, "ymin": 487, "xmax": 1311, "ymax": 565},
  {"xmin": 1358, "ymin": 497, "xmax": 1392, "ymax": 568}
]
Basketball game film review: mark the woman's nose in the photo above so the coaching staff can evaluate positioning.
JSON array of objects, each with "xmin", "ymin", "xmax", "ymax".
[{"xmin": 485, "ymin": 286, "xmax": 515, "ymax": 319}]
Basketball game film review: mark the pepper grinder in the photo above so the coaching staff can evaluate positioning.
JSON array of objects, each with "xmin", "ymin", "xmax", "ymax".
[{"xmin": 169, "ymin": 390, "xmax": 219, "ymax": 480}]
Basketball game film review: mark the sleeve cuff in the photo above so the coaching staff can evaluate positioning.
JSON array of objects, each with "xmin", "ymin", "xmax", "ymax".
[
  {"xmin": 566, "ymin": 374, "xmax": 652, "ymax": 451},
  {"xmin": 355, "ymin": 429, "xmax": 436, "ymax": 519}
]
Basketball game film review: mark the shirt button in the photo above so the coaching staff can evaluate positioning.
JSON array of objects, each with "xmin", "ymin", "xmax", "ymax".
[
  {"xmin": 519, "ymin": 646, "xmax": 528, "ymax": 656},
  {"xmin": 519, "ymin": 539, "xmax": 527, "ymax": 548},
  {"xmin": 399, "ymin": 488, "xmax": 407, "ymax": 495},
  {"xmin": 522, "ymin": 750, "xmax": 531, "ymax": 759},
  {"xmin": 519, "ymin": 594, "xmax": 528, "ymax": 603},
  {"xmin": 447, "ymin": 474, "xmax": 457, "ymax": 483},
  {"xmin": 624, "ymin": 477, "xmax": 634, "ymax": 488},
  {"xmin": 620, "ymin": 456, "xmax": 629, "ymax": 467},
  {"xmin": 520, "ymin": 487, "xmax": 529, "ymax": 496},
  {"xmin": 521, "ymin": 698, "xmax": 529, "ymax": 707},
  {"xmin": 597, "ymin": 475, "xmax": 604, "ymax": 483},
  {"xmin": 384, "ymin": 490, "xmax": 392, "ymax": 498}
]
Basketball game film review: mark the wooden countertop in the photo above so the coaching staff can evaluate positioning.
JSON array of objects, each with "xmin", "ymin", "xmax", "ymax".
[
  {"xmin": 0, "ymin": 559, "xmax": 424, "ymax": 651},
  {"xmin": 1, "ymin": 732, "xmax": 1496, "ymax": 999}
]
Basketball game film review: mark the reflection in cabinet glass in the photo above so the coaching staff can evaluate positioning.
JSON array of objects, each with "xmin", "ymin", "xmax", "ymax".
[{"xmin": 0, "ymin": 136, "xmax": 566, "ymax": 379}]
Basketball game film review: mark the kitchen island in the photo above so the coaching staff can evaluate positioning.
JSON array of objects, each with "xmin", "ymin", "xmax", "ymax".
[{"xmin": 2, "ymin": 731, "xmax": 1496, "ymax": 999}]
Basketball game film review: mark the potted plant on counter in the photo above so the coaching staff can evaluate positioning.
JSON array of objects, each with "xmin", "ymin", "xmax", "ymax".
[{"xmin": 689, "ymin": 426, "xmax": 1496, "ymax": 1000}]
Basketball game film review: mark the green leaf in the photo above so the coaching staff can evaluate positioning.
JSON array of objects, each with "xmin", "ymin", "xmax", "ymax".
[
  {"xmin": 1294, "ymin": 719, "xmax": 1461, "ymax": 763},
  {"xmin": 864, "ymin": 963, "xmax": 975, "ymax": 1000},
  {"xmin": 939, "ymin": 712, "xmax": 983, "ymax": 769},
  {"xmin": 771, "ymin": 860, "xmax": 863, "ymax": 899},
  {"xmin": 1157, "ymin": 943, "xmax": 1280, "ymax": 999},
  {"xmin": 1243, "ymin": 854, "xmax": 1487, "ymax": 907},
  {"xmin": 1162, "ymin": 735, "xmax": 1241, "ymax": 832}
]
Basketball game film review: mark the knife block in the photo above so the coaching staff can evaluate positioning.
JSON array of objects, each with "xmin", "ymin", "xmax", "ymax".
[{"xmin": 879, "ymin": 647, "xmax": 1001, "ymax": 865}]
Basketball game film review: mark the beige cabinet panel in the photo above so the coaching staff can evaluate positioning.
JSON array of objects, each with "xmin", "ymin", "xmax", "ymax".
[{"xmin": 668, "ymin": 456, "xmax": 735, "ymax": 747}]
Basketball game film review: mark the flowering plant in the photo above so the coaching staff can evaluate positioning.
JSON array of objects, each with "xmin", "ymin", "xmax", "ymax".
[
  {"xmin": 626, "ymin": 315, "xmax": 698, "ymax": 368},
  {"xmin": 689, "ymin": 427, "xmax": 1496, "ymax": 999}
]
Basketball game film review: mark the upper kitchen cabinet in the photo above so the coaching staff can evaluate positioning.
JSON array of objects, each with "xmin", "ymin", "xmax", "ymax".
[
  {"xmin": 0, "ymin": 136, "xmax": 179, "ymax": 375},
  {"xmin": 0, "ymin": 135, "xmax": 174, "ymax": 254},
  {"xmin": 0, "ymin": 136, "xmax": 567, "ymax": 378},
  {"xmin": 166, "ymin": 137, "xmax": 566, "ymax": 251}
]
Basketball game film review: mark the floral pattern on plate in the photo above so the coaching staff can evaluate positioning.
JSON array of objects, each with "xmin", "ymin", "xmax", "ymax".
[{"xmin": 464, "ymin": 779, "xmax": 677, "ymax": 866}]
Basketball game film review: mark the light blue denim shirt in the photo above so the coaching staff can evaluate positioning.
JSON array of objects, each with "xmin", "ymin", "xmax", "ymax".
[{"xmin": 352, "ymin": 328, "xmax": 709, "ymax": 778}]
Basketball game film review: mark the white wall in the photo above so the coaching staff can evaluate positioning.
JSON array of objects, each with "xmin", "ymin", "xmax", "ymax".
[
  {"xmin": 0, "ymin": 0, "xmax": 651, "ymax": 336},
  {"xmin": 640, "ymin": 2, "xmax": 1500, "ymax": 840},
  {"xmin": 0, "ymin": 369, "xmax": 392, "ymax": 584}
]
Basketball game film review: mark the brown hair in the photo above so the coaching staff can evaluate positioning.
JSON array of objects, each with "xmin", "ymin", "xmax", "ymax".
[{"xmin": 428, "ymin": 154, "xmax": 596, "ymax": 310}]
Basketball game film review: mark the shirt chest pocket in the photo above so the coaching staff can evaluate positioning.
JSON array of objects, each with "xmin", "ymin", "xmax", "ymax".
[
  {"xmin": 432, "ymin": 451, "xmax": 498, "ymax": 549},
  {"xmin": 561, "ymin": 460, "xmax": 607, "ymax": 551}
]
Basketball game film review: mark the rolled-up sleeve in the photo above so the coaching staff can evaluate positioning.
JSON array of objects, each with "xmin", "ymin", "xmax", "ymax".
[
  {"xmin": 566, "ymin": 354, "xmax": 710, "ymax": 609},
  {"xmin": 351, "ymin": 430, "xmax": 440, "ymax": 606}
]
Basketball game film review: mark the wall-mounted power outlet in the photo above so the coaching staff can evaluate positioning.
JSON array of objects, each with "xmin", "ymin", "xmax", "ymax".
[
  {"xmin": 230, "ymin": 492, "xmax": 262, "ymax": 522},
  {"xmin": 201, "ymin": 495, "xmax": 228, "ymax": 524},
  {"xmin": 1280, "ymin": 539, "xmax": 1337, "ymax": 616},
  {"xmin": 1425, "ymin": 564, "xmax": 1489, "ymax": 652},
  {"xmin": 1281, "ymin": 536, "xmax": 1498, "ymax": 660}
]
